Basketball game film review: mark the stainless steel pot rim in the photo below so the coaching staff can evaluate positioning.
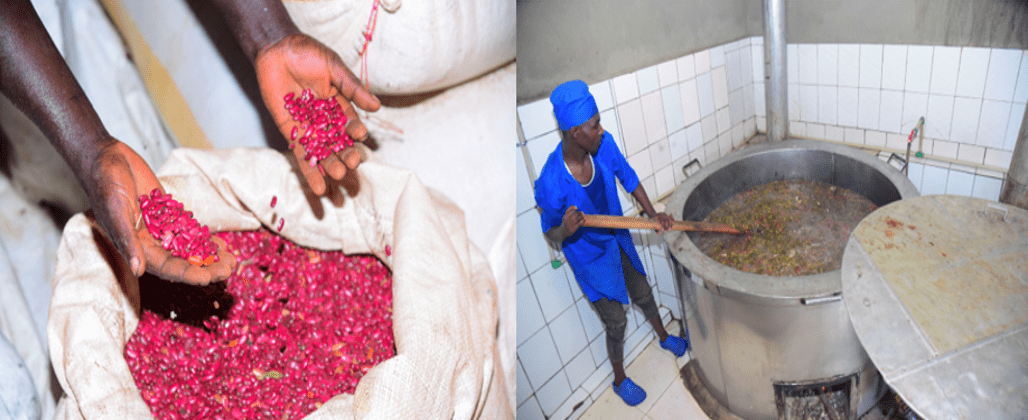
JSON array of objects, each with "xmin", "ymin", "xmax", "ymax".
[{"xmin": 664, "ymin": 139, "xmax": 920, "ymax": 305}]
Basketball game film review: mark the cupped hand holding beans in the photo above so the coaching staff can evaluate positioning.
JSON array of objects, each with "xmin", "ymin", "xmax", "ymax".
[
  {"xmin": 254, "ymin": 33, "xmax": 381, "ymax": 196},
  {"xmin": 90, "ymin": 141, "xmax": 236, "ymax": 285}
]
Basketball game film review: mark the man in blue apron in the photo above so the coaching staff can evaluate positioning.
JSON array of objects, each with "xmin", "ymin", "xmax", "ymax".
[{"xmin": 534, "ymin": 80, "xmax": 689, "ymax": 407}]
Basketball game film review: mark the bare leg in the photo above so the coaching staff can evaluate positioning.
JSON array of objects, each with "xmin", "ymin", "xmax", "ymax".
[
  {"xmin": 611, "ymin": 359, "xmax": 627, "ymax": 386},
  {"xmin": 648, "ymin": 315, "xmax": 669, "ymax": 342}
]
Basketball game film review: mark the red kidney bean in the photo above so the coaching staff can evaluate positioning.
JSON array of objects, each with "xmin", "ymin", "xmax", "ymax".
[
  {"xmin": 139, "ymin": 189, "xmax": 218, "ymax": 267},
  {"xmin": 125, "ymin": 228, "xmax": 394, "ymax": 420},
  {"xmin": 282, "ymin": 89, "xmax": 354, "ymax": 167}
]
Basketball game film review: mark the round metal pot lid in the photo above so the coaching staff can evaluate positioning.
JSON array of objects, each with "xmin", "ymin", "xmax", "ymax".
[{"xmin": 840, "ymin": 195, "xmax": 1028, "ymax": 419}]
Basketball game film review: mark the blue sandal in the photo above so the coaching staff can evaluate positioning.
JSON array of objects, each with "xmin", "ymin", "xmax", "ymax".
[
  {"xmin": 660, "ymin": 332, "xmax": 689, "ymax": 358},
  {"xmin": 612, "ymin": 377, "xmax": 646, "ymax": 406}
]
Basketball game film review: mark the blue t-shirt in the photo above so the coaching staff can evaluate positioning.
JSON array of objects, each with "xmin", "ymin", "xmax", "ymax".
[
  {"xmin": 577, "ymin": 154, "xmax": 608, "ymax": 215},
  {"xmin": 534, "ymin": 132, "xmax": 647, "ymax": 304}
]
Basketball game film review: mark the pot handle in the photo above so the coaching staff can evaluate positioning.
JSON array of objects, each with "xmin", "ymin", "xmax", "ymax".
[
  {"xmin": 801, "ymin": 294, "xmax": 843, "ymax": 305},
  {"xmin": 681, "ymin": 158, "xmax": 702, "ymax": 178}
]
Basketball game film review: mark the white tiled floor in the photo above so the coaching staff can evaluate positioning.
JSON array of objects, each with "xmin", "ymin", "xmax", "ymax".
[{"xmin": 577, "ymin": 332, "xmax": 709, "ymax": 420}]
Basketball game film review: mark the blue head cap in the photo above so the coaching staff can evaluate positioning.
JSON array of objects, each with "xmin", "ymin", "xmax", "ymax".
[{"xmin": 550, "ymin": 80, "xmax": 599, "ymax": 131}]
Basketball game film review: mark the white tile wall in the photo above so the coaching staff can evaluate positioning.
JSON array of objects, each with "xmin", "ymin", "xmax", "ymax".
[
  {"xmin": 799, "ymin": 44, "xmax": 817, "ymax": 85},
  {"xmin": 818, "ymin": 44, "xmax": 839, "ymax": 85},
  {"xmin": 637, "ymin": 65, "xmax": 660, "ymax": 96},
  {"xmin": 800, "ymin": 84, "xmax": 818, "ymax": 122},
  {"xmin": 649, "ymin": 139, "xmax": 673, "ymax": 173},
  {"xmin": 712, "ymin": 67, "xmax": 730, "ymax": 109},
  {"xmin": 1013, "ymin": 54, "xmax": 1028, "ymax": 102},
  {"xmin": 860, "ymin": 44, "xmax": 883, "ymax": 88},
  {"xmin": 550, "ymin": 304, "xmax": 590, "ymax": 365},
  {"xmin": 641, "ymin": 91, "xmax": 668, "ymax": 142},
  {"xmin": 518, "ymin": 98, "xmax": 557, "ymax": 140},
  {"xmin": 930, "ymin": 46, "xmax": 961, "ymax": 95},
  {"xmin": 518, "ymin": 279, "xmax": 546, "ymax": 346},
  {"xmin": 879, "ymin": 90, "xmax": 903, "ymax": 133},
  {"xmin": 662, "ymin": 84, "xmax": 685, "ymax": 134},
  {"xmin": 516, "ymin": 38, "xmax": 1023, "ymax": 417},
  {"xmin": 537, "ymin": 372, "xmax": 572, "ymax": 416},
  {"xmin": 658, "ymin": 59, "xmax": 678, "ymax": 88},
  {"xmin": 668, "ymin": 129, "xmax": 688, "ymax": 163},
  {"xmin": 678, "ymin": 54, "xmax": 696, "ymax": 82},
  {"xmin": 926, "ymin": 94, "xmax": 954, "ymax": 139},
  {"xmin": 984, "ymin": 49, "xmax": 1021, "ymax": 102},
  {"xmin": 881, "ymin": 45, "xmax": 906, "ymax": 91},
  {"xmin": 696, "ymin": 73, "xmax": 716, "ymax": 117},
  {"xmin": 834, "ymin": 44, "xmax": 859, "ymax": 87},
  {"xmin": 818, "ymin": 86, "xmax": 838, "ymax": 125},
  {"xmin": 950, "ymin": 97, "xmax": 982, "ymax": 143},
  {"xmin": 694, "ymin": 49, "xmax": 711, "ymax": 75},
  {"xmin": 516, "ymin": 145, "xmax": 535, "ymax": 214},
  {"xmin": 1004, "ymin": 104, "xmax": 1025, "ymax": 151},
  {"xmin": 680, "ymin": 79, "xmax": 701, "ymax": 126},
  {"xmin": 613, "ymin": 73, "xmax": 639, "ymax": 104},
  {"xmin": 901, "ymin": 92, "xmax": 929, "ymax": 132},
  {"xmin": 619, "ymin": 99, "xmax": 647, "ymax": 156},
  {"xmin": 978, "ymin": 100, "xmax": 1011, "ymax": 149},
  {"xmin": 533, "ymin": 265, "xmax": 577, "ymax": 322},
  {"xmin": 972, "ymin": 174, "xmax": 1003, "ymax": 200},
  {"xmin": 517, "ymin": 396, "xmax": 544, "ymax": 420},
  {"xmin": 956, "ymin": 47, "xmax": 990, "ymax": 98},
  {"xmin": 519, "ymin": 327, "xmax": 564, "ymax": 389},
  {"xmin": 858, "ymin": 88, "xmax": 881, "ymax": 129},
  {"xmin": 922, "ymin": 164, "xmax": 949, "ymax": 195},
  {"xmin": 946, "ymin": 168, "xmax": 975, "ymax": 196},
  {"xmin": 525, "ymin": 131, "xmax": 561, "ymax": 178},
  {"xmin": 591, "ymin": 80, "xmax": 616, "ymax": 112},
  {"xmin": 518, "ymin": 359, "xmax": 533, "ymax": 406}
]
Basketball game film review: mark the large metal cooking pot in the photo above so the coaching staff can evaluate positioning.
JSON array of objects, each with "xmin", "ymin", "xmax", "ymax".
[{"xmin": 665, "ymin": 139, "xmax": 920, "ymax": 420}]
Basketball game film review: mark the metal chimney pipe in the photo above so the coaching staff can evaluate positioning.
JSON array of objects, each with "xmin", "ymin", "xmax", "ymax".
[
  {"xmin": 1000, "ymin": 102, "xmax": 1028, "ymax": 209},
  {"xmin": 764, "ymin": 0, "xmax": 788, "ymax": 142}
]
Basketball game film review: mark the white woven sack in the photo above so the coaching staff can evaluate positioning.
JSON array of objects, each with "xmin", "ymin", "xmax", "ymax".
[
  {"xmin": 47, "ymin": 147, "xmax": 512, "ymax": 419},
  {"xmin": 282, "ymin": 0, "xmax": 515, "ymax": 95}
]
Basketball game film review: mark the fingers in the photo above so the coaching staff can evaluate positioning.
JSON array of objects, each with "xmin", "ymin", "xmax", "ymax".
[
  {"xmin": 208, "ymin": 236, "xmax": 237, "ymax": 281},
  {"xmin": 292, "ymin": 142, "xmax": 327, "ymax": 195},
  {"xmin": 563, "ymin": 205, "xmax": 585, "ymax": 235},
  {"xmin": 655, "ymin": 213, "xmax": 673, "ymax": 232},
  {"xmin": 110, "ymin": 193, "xmax": 147, "ymax": 277},
  {"xmin": 329, "ymin": 56, "xmax": 380, "ymax": 113},
  {"xmin": 142, "ymin": 238, "xmax": 202, "ymax": 285},
  {"xmin": 141, "ymin": 234, "xmax": 236, "ymax": 286},
  {"xmin": 336, "ymin": 94, "xmax": 370, "ymax": 143},
  {"xmin": 342, "ymin": 148, "xmax": 362, "ymax": 170},
  {"xmin": 321, "ymin": 153, "xmax": 346, "ymax": 180}
]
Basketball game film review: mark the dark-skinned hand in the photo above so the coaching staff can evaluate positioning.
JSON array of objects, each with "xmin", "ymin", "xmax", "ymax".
[
  {"xmin": 653, "ymin": 213, "xmax": 674, "ymax": 232},
  {"xmin": 562, "ymin": 205, "xmax": 586, "ymax": 238},
  {"xmin": 87, "ymin": 140, "xmax": 236, "ymax": 285},
  {"xmin": 254, "ymin": 33, "xmax": 381, "ymax": 196}
]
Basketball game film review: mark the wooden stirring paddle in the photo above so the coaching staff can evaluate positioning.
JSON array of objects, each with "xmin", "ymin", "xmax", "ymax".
[{"xmin": 582, "ymin": 214, "xmax": 742, "ymax": 234}]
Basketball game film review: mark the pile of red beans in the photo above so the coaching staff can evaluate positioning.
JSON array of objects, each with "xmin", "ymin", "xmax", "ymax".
[
  {"xmin": 139, "ymin": 189, "xmax": 218, "ymax": 267},
  {"xmin": 125, "ymin": 229, "xmax": 394, "ymax": 420},
  {"xmin": 284, "ymin": 89, "xmax": 354, "ymax": 167}
]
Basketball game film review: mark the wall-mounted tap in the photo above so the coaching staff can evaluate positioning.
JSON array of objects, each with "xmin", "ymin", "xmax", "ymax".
[{"xmin": 905, "ymin": 117, "xmax": 926, "ymax": 175}]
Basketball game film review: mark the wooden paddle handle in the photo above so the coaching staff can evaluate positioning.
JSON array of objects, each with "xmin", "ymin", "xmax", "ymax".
[{"xmin": 581, "ymin": 214, "xmax": 742, "ymax": 234}]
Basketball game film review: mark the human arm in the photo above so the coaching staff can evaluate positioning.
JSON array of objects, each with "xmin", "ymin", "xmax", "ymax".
[
  {"xmin": 0, "ymin": 0, "xmax": 234, "ymax": 284},
  {"xmin": 544, "ymin": 205, "xmax": 586, "ymax": 245},
  {"xmin": 601, "ymin": 133, "xmax": 672, "ymax": 231},
  {"xmin": 630, "ymin": 185, "xmax": 673, "ymax": 231},
  {"xmin": 209, "ymin": 0, "xmax": 381, "ymax": 195}
]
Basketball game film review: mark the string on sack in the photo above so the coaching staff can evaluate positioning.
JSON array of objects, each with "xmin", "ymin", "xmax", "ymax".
[
  {"xmin": 356, "ymin": 0, "xmax": 404, "ymax": 137},
  {"xmin": 359, "ymin": 0, "xmax": 380, "ymax": 88}
]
